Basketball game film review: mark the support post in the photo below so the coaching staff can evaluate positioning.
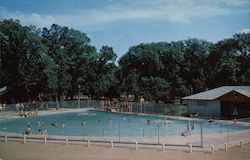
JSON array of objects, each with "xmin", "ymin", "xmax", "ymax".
[
  {"xmin": 157, "ymin": 123, "xmax": 160, "ymax": 144},
  {"xmin": 65, "ymin": 138, "xmax": 68, "ymax": 147},
  {"xmin": 111, "ymin": 141, "xmax": 113, "ymax": 149},
  {"xmin": 119, "ymin": 121, "xmax": 121, "ymax": 142},
  {"xmin": 189, "ymin": 144, "xmax": 192, "ymax": 153},
  {"xmin": 88, "ymin": 140, "xmax": 90, "ymax": 148},
  {"xmin": 44, "ymin": 136, "xmax": 47, "ymax": 144},
  {"xmin": 240, "ymin": 140, "xmax": 243, "ymax": 147},
  {"xmin": 162, "ymin": 143, "xmax": 165, "ymax": 151},
  {"xmin": 23, "ymin": 134, "xmax": 26, "ymax": 144},
  {"xmin": 201, "ymin": 122, "xmax": 203, "ymax": 147},
  {"xmin": 211, "ymin": 145, "xmax": 214, "ymax": 154},
  {"xmin": 135, "ymin": 141, "xmax": 138, "ymax": 150},
  {"xmin": 227, "ymin": 120, "xmax": 229, "ymax": 141}
]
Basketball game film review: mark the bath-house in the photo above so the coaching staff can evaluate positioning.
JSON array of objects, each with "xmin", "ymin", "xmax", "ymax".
[{"xmin": 182, "ymin": 86, "xmax": 250, "ymax": 118}]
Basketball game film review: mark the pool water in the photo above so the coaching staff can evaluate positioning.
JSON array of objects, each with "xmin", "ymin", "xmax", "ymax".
[{"xmin": 0, "ymin": 110, "xmax": 249, "ymax": 137}]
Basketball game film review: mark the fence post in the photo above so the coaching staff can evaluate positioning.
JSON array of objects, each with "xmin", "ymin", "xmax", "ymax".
[
  {"xmin": 44, "ymin": 136, "xmax": 47, "ymax": 144},
  {"xmin": 82, "ymin": 125, "xmax": 84, "ymax": 140},
  {"xmin": 111, "ymin": 141, "xmax": 113, "ymax": 149},
  {"xmin": 220, "ymin": 124, "xmax": 222, "ymax": 134},
  {"xmin": 189, "ymin": 144, "xmax": 192, "ymax": 153},
  {"xmin": 16, "ymin": 127, "xmax": 19, "ymax": 137},
  {"xmin": 48, "ymin": 125, "xmax": 50, "ymax": 139},
  {"xmin": 65, "ymin": 138, "xmax": 68, "ymax": 147},
  {"xmin": 135, "ymin": 141, "xmax": 138, "ymax": 150},
  {"xmin": 157, "ymin": 123, "xmax": 160, "ymax": 144},
  {"xmin": 240, "ymin": 140, "xmax": 243, "ymax": 147},
  {"xmin": 162, "ymin": 143, "xmax": 165, "ymax": 151},
  {"xmin": 4, "ymin": 108, "xmax": 5, "ymax": 119},
  {"xmin": 201, "ymin": 122, "xmax": 203, "ymax": 147},
  {"xmin": 227, "ymin": 120, "xmax": 229, "ymax": 142},
  {"xmin": 140, "ymin": 103, "xmax": 142, "ymax": 113},
  {"xmin": 211, "ymin": 145, "xmax": 214, "ymax": 154},
  {"xmin": 155, "ymin": 126, "xmax": 157, "ymax": 137},
  {"xmin": 4, "ymin": 135, "xmax": 7, "ymax": 143},
  {"xmin": 88, "ymin": 140, "xmax": 90, "ymax": 148},
  {"xmin": 23, "ymin": 134, "xmax": 26, "ymax": 144},
  {"xmin": 119, "ymin": 121, "xmax": 121, "ymax": 142}
]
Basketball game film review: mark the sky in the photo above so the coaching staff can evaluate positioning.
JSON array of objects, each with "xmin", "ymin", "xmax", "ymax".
[{"xmin": 0, "ymin": 0, "xmax": 249, "ymax": 59}]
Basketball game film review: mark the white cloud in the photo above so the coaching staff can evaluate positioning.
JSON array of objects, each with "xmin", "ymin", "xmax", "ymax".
[
  {"xmin": 0, "ymin": 0, "xmax": 248, "ymax": 29},
  {"xmin": 239, "ymin": 28, "xmax": 250, "ymax": 33},
  {"xmin": 0, "ymin": 6, "xmax": 56, "ymax": 28},
  {"xmin": 20, "ymin": 13, "xmax": 56, "ymax": 28},
  {"xmin": 220, "ymin": 0, "xmax": 250, "ymax": 6}
]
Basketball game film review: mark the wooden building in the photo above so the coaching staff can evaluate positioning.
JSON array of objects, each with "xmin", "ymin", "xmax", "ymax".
[{"xmin": 182, "ymin": 86, "xmax": 250, "ymax": 118}]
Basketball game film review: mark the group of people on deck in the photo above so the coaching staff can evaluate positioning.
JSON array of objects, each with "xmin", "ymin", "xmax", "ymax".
[
  {"xmin": 100, "ymin": 96, "xmax": 145, "ymax": 112},
  {"xmin": 100, "ymin": 99, "xmax": 132, "ymax": 112},
  {"xmin": 17, "ymin": 102, "xmax": 38, "ymax": 117},
  {"xmin": 100, "ymin": 99, "xmax": 118, "ymax": 111}
]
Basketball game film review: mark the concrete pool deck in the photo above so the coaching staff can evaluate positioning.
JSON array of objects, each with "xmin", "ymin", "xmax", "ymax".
[
  {"xmin": 0, "ymin": 141, "xmax": 250, "ymax": 160},
  {"xmin": 0, "ymin": 108, "xmax": 93, "ymax": 120}
]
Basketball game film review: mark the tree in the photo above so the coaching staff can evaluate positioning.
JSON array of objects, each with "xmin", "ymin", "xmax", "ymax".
[
  {"xmin": 1, "ymin": 19, "xmax": 249, "ymax": 103},
  {"xmin": 159, "ymin": 41, "xmax": 188, "ymax": 98},
  {"xmin": 41, "ymin": 24, "xmax": 93, "ymax": 100},
  {"xmin": 91, "ymin": 46, "xmax": 118, "ymax": 98},
  {"xmin": 140, "ymin": 77, "xmax": 170, "ymax": 102},
  {"xmin": 233, "ymin": 33, "xmax": 250, "ymax": 85},
  {"xmin": 181, "ymin": 38, "xmax": 212, "ymax": 93},
  {"xmin": 207, "ymin": 33, "xmax": 250, "ymax": 88},
  {"xmin": 0, "ymin": 19, "xmax": 45, "ymax": 102}
]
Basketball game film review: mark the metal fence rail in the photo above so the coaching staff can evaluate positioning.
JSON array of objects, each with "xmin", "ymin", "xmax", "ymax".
[
  {"xmin": 0, "ymin": 100, "xmax": 187, "ymax": 119},
  {"xmin": 0, "ymin": 101, "xmax": 249, "ymax": 149}
]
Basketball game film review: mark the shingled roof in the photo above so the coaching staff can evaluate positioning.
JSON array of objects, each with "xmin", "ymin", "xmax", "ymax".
[{"xmin": 182, "ymin": 86, "xmax": 250, "ymax": 100}]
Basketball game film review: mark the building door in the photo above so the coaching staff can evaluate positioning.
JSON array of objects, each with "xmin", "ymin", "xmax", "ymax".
[{"xmin": 221, "ymin": 101, "xmax": 234, "ymax": 118}]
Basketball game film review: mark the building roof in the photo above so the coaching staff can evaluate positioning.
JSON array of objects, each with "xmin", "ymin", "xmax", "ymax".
[
  {"xmin": 0, "ymin": 86, "xmax": 7, "ymax": 96},
  {"xmin": 182, "ymin": 86, "xmax": 250, "ymax": 101}
]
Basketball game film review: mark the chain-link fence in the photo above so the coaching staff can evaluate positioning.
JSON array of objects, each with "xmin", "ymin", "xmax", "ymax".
[
  {"xmin": 201, "ymin": 118, "xmax": 250, "ymax": 147},
  {"xmin": 0, "ymin": 101, "xmax": 249, "ymax": 149},
  {"xmin": 0, "ymin": 100, "xmax": 187, "ymax": 119}
]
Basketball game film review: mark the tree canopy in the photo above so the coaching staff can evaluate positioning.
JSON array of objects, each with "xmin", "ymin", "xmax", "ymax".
[{"xmin": 0, "ymin": 19, "xmax": 249, "ymax": 103}]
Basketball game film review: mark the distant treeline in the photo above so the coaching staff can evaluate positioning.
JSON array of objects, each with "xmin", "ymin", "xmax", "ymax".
[{"xmin": 0, "ymin": 19, "xmax": 249, "ymax": 103}]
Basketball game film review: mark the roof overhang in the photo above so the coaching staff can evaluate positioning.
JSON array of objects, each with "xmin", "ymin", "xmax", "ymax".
[
  {"xmin": 0, "ymin": 86, "xmax": 7, "ymax": 96},
  {"xmin": 216, "ymin": 90, "xmax": 250, "ymax": 102}
]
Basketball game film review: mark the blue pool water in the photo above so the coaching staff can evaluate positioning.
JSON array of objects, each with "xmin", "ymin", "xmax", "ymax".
[{"xmin": 0, "ymin": 110, "xmax": 249, "ymax": 137}]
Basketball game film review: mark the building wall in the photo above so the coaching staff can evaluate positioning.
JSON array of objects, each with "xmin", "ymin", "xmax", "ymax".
[{"xmin": 186, "ymin": 100, "xmax": 221, "ymax": 117}]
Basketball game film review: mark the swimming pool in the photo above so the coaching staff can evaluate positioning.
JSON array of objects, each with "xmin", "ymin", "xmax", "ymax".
[{"xmin": 0, "ymin": 110, "xmax": 249, "ymax": 137}]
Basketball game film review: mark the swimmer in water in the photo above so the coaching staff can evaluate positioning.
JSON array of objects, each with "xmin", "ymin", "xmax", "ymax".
[
  {"xmin": 37, "ymin": 121, "xmax": 42, "ymax": 127},
  {"xmin": 98, "ymin": 119, "xmax": 101, "ymax": 124},
  {"xmin": 81, "ymin": 120, "xmax": 85, "ymax": 126},
  {"xmin": 147, "ymin": 119, "xmax": 151, "ymax": 125},
  {"xmin": 38, "ymin": 129, "xmax": 42, "ymax": 134},
  {"xmin": 108, "ymin": 118, "xmax": 112, "ymax": 124},
  {"xmin": 61, "ymin": 122, "xmax": 65, "ymax": 128}
]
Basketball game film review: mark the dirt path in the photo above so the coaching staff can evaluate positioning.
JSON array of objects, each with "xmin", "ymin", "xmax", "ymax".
[{"xmin": 0, "ymin": 141, "xmax": 250, "ymax": 160}]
